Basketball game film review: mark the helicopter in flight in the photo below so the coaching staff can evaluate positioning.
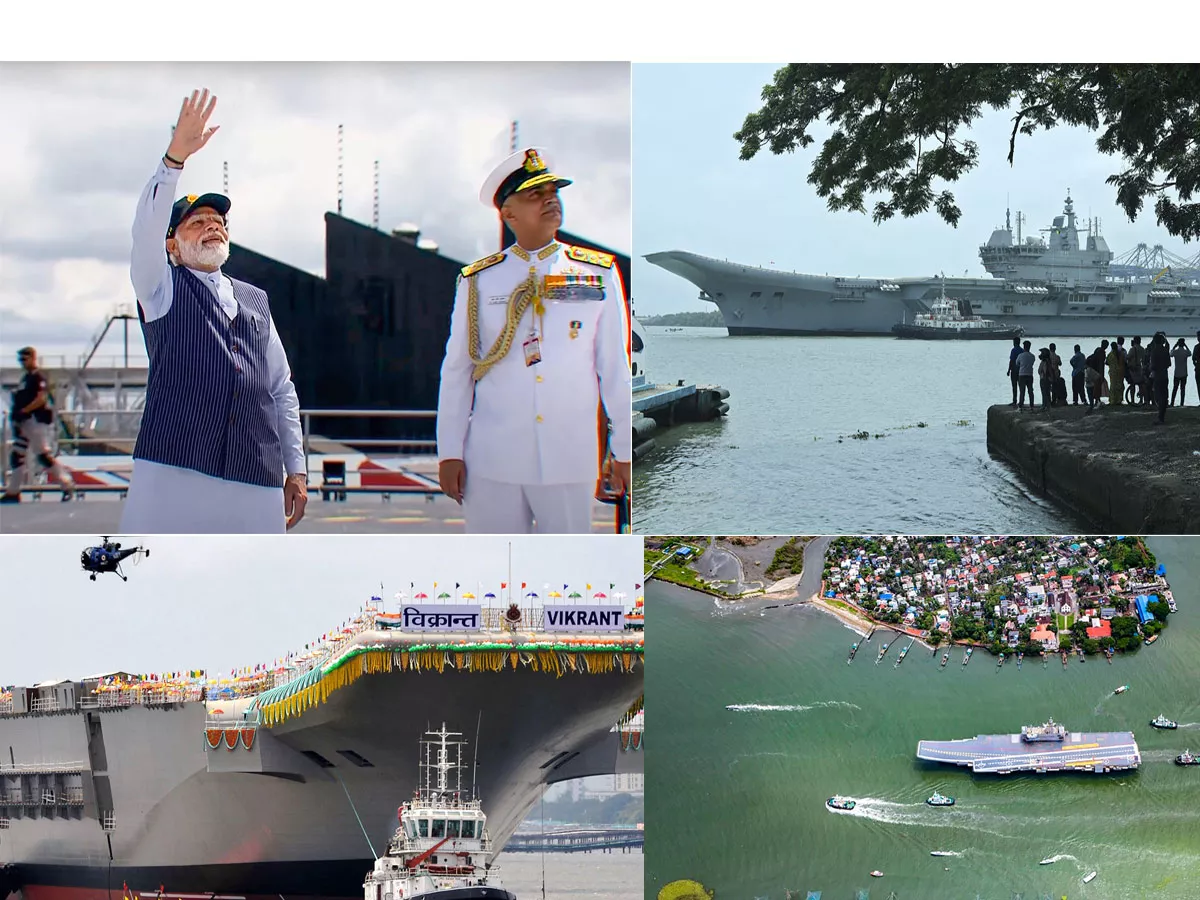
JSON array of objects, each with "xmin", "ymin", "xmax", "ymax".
[{"xmin": 81, "ymin": 536, "xmax": 150, "ymax": 581}]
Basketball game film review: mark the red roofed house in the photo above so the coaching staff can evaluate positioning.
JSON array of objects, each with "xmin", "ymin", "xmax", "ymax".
[{"xmin": 1086, "ymin": 620, "xmax": 1111, "ymax": 640}]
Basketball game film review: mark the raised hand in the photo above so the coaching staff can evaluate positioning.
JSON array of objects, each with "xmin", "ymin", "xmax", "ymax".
[{"xmin": 165, "ymin": 89, "xmax": 219, "ymax": 163}]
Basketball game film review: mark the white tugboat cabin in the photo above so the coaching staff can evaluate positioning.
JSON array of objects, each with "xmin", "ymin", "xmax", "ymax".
[{"xmin": 363, "ymin": 725, "xmax": 516, "ymax": 900}]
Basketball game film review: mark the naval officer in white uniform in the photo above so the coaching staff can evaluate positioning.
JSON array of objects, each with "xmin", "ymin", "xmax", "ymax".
[
  {"xmin": 122, "ymin": 89, "xmax": 308, "ymax": 534},
  {"xmin": 436, "ymin": 147, "xmax": 632, "ymax": 533}
]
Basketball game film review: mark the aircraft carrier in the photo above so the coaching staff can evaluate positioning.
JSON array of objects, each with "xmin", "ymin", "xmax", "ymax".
[
  {"xmin": 647, "ymin": 194, "xmax": 1200, "ymax": 338},
  {"xmin": 917, "ymin": 719, "xmax": 1140, "ymax": 775},
  {"xmin": 0, "ymin": 602, "xmax": 644, "ymax": 900}
]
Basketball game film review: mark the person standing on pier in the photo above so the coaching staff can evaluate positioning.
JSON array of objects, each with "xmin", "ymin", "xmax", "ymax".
[
  {"xmin": 2, "ymin": 347, "xmax": 75, "ymax": 503},
  {"xmin": 1015, "ymin": 341, "xmax": 1036, "ymax": 409},
  {"xmin": 1006, "ymin": 336, "xmax": 1022, "ymax": 406},
  {"xmin": 1106, "ymin": 339, "xmax": 1125, "ymax": 407},
  {"xmin": 1069, "ymin": 344, "xmax": 1087, "ymax": 405},
  {"xmin": 436, "ymin": 147, "xmax": 632, "ymax": 533},
  {"xmin": 1169, "ymin": 338, "xmax": 1190, "ymax": 407},
  {"xmin": 122, "ymin": 89, "xmax": 307, "ymax": 533},
  {"xmin": 1194, "ymin": 331, "xmax": 1200, "ymax": 406},
  {"xmin": 1148, "ymin": 332, "xmax": 1171, "ymax": 424}
]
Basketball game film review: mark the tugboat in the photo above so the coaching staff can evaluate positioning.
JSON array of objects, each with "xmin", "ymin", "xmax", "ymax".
[
  {"xmin": 892, "ymin": 280, "xmax": 1024, "ymax": 341},
  {"xmin": 925, "ymin": 791, "xmax": 955, "ymax": 807},
  {"xmin": 1151, "ymin": 714, "xmax": 1179, "ymax": 730},
  {"xmin": 362, "ymin": 724, "xmax": 515, "ymax": 900},
  {"xmin": 1175, "ymin": 749, "xmax": 1198, "ymax": 766},
  {"xmin": 826, "ymin": 795, "xmax": 856, "ymax": 811}
]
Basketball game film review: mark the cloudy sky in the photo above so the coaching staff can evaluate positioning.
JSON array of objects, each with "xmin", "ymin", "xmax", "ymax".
[
  {"xmin": 0, "ymin": 62, "xmax": 630, "ymax": 358},
  {"xmin": 633, "ymin": 64, "xmax": 1199, "ymax": 316},
  {"xmin": 0, "ymin": 534, "xmax": 641, "ymax": 685}
]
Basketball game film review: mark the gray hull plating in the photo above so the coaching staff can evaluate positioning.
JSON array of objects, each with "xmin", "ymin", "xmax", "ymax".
[
  {"xmin": 646, "ymin": 251, "xmax": 1200, "ymax": 338},
  {"xmin": 0, "ymin": 667, "xmax": 642, "ymax": 892}
]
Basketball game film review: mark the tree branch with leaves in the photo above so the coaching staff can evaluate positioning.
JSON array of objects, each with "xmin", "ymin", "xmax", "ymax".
[{"xmin": 735, "ymin": 64, "xmax": 1200, "ymax": 240}]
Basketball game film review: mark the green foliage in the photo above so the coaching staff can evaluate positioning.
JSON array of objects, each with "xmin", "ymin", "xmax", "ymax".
[
  {"xmin": 1103, "ymin": 537, "xmax": 1155, "ymax": 573},
  {"xmin": 1082, "ymin": 638, "xmax": 1100, "ymax": 654},
  {"xmin": 735, "ymin": 64, "xmax": 1200, "ymax": 240},
  {"xmin": 1059, "ymin": 633, "xmax": 1074, "ymax": 651},
  {"xmin": 1147, "ymin": 600, "xmax": 1171, "ymax": 623},
  {"xmin": 767, "ymin": 537, "xmax": 808, "ymax": 577}
]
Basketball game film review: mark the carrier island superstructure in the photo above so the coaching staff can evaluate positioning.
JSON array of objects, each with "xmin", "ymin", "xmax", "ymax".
[
  {"xmin": 647, "ymin": 194, "xmax": 1200, "ymax": 337},
  {"xmin": 0, "ymin": 598, "xmax": 644, "ymax": 900}
]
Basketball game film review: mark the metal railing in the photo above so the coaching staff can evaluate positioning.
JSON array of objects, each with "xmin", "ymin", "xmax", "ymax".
[
  {"xmin": 1, "ymin": 408, "xmax": 440, "ymax": 490},
  {"xmin": 0, "ymin": 761, "xmax": 86, "ymax": 774},
  {"xmin": 300, "ymin": 408, "xmax": 437, "ymax": 471}
]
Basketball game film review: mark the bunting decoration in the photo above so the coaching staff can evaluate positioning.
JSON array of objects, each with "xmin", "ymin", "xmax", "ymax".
[{"xmin": 253, "ymin": 639, "xmax": 643, "ymax": 727}]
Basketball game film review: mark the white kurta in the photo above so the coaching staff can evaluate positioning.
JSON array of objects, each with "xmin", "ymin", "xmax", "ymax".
[
  {"xmin": 436, "ymin": 240, "xmax": 632, "ymax": 533},
  {"xmin": 120, "ymin": 160, "xmax": 305, "ymax": 535}
]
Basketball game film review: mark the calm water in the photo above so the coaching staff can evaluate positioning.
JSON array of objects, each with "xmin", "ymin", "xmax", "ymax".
[
  {"xmin": 497, "ymin": 848, "xmax": 642, "ymax": 900},
  {"xmin": 647, "ymin": 536, "xmax": 1200, "ymax": 900},
  {"xmin": 634, "ymin": 328, "xmax": 1095, "ymax": 534}
]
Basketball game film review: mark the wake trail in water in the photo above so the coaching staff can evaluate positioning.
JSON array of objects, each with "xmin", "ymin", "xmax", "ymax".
[
  {"xmin": 1038, "ymin": 853, "xmax": 1080, "ymax": 867},
  {"xmin": 725, "ymin": 701, "xmax": 862, "ymax": 713}
]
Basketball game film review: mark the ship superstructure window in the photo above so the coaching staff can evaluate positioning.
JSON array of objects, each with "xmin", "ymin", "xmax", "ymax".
[
  {"xmin": 418, "ymin": 819, "xmax": 429, "ymax": 837},
  {"xmin": 431, "ymin": 819, "xmax": 446, "ymax": 838},
  {"xmin": 750, "ymin": 291, "xmax": 761, "ymax": 299},
  {"xmin": 405, "ymin": 819, "xmax": 417, "ymax": 838},
  {"xmin": 461, "ymin": 819, "xmax": 476, "ymax": 838},
  {"xmin": 772, "ymin": 292, "xmax": 784, "ymax": 299},
  {"xmin": 447, "ymin": 820, "xmax": 460, "ymax": 837}
]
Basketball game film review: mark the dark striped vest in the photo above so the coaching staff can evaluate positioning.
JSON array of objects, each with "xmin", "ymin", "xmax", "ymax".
[{"xmin": 134, "ymin": 267, "xmax": 285, "ymax": 488}]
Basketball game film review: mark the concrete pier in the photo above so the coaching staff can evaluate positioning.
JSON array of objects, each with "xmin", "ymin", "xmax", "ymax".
[
  {"xmin": 986, "ymin": 404, "xmax": 1200, "ymax": 533},
  {"xmin": 632, "ymin": 378, "xmax": 729, "ymax": 460}
]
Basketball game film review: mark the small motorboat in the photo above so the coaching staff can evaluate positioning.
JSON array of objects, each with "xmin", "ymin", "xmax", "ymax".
[
  {"xmin": 926, "ymin": 791, "xmax": 955, "ymax": 807},
  {"xmin": 1175, "ymin": 749, "xmax": 1198, "ymax": 766},
  {"xmin": 1114, "ymin": 684, "xmax": 1129, "ymax": 694},
  {"xmin": 930, "ymin": 850, "xmax": 956, "ymax": 857},
  {"xmin": 1083, "ymin": 871, "xmax": 1097, "ymax": 883},
  {"xmin": 869, "ymin": 870, "xmax": 884, "ymax": 878},
  {"xmin": 1145, "ymin": 633, "xmax": 1159, "ymax": 645},
  {"xmin": 1039, "ymin": 856, "xmax": 1057, "ymax": 865},
  {"xmin": 826, "ymin": 796, "xmax": 856, "ymax": 811},
  {"xmin": 1151, "ymin": 714, "xmax": 1179, "ymax": 730}
]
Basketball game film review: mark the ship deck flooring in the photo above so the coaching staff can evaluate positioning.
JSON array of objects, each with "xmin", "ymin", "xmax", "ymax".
[
  {"xmin": 918, "ymin": 731, "xmax": 1140, "ymax": 774},
  {"xmin": 0, "ymin": 496, "xmax": 621, "ymax": 535}
]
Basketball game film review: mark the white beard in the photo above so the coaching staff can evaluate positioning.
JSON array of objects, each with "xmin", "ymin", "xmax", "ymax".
[{"xmin": 176, "ymin": 235, "xmax": 230, "ymax": 269}]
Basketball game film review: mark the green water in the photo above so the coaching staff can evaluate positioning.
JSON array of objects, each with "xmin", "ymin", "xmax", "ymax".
[{"xmin": 647, "ymin": 537, "xmax": 1200, "ymax": 900}]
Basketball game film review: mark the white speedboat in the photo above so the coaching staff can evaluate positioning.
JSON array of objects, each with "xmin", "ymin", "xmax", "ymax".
[
  {"xmin": 363, "ymin": 724, "xmax": 515, "ymax": 900},
  {"xmin": 1083, "ymin": 871, "xmax": 1097, "ymax": 883}
]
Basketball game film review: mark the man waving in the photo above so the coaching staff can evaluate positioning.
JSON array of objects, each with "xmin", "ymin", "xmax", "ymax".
[{"xmin": 122, "ymin": 89, "xmax": 307, "ymax": 533}]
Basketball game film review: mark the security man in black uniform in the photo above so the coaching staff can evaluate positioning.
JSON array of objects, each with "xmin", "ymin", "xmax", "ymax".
[{"xmin": 2, "ymin": 346, "xmax": 75, "ymax": 502}]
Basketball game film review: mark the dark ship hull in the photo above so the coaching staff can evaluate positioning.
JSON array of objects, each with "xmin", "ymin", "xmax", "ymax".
[{"xmin": 892, "ymin": 322, "xmax": 1024, "ymax": 340}]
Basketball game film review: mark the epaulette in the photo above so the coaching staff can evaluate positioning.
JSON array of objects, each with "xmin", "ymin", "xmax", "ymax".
[
  {"xmin": 565, "ymin": 245, "xmax": 615, "ymax": 269},
  {"xmin": 461, "ymin": 252, "xmax": 506, "ymax": 278}
]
